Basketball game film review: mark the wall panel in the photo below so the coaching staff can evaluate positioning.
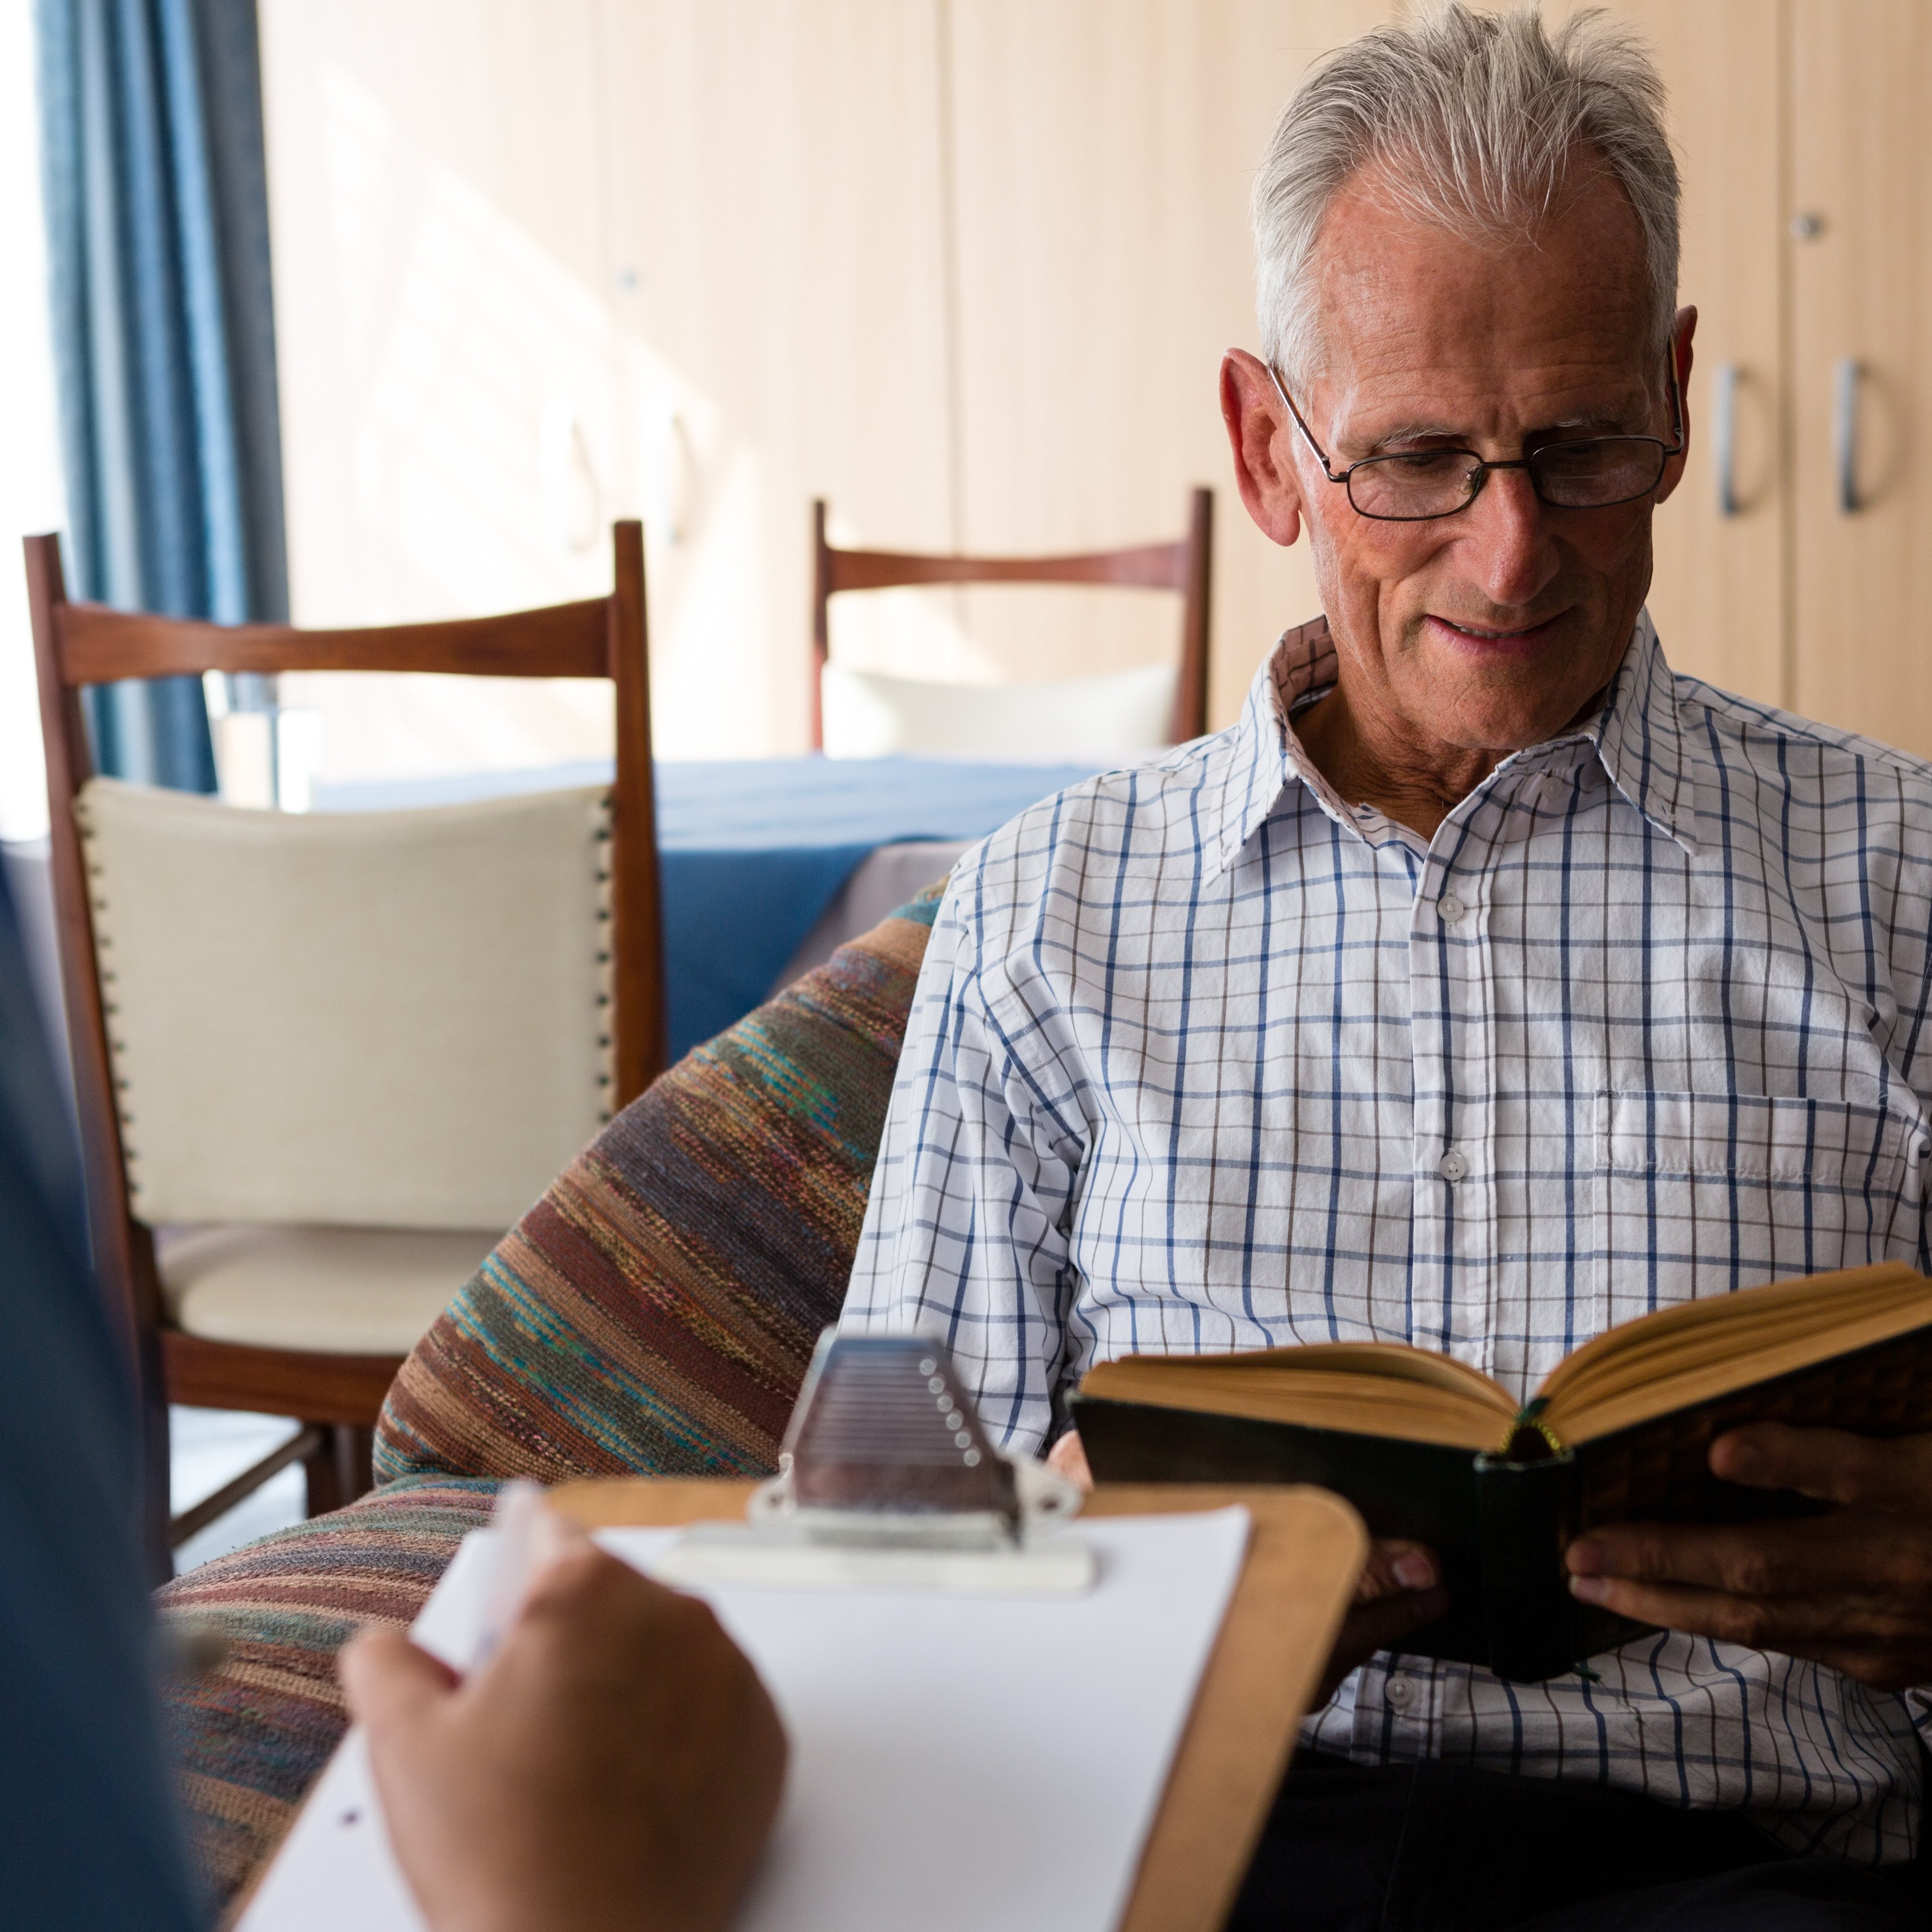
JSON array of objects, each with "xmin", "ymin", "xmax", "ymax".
[
  {"xmin": 1586, "ymin": 1, "xmax": 1786, "ymax": 710},
  {"xmin": 260, "ymin": 0, "xmax": 622, "ymax": 772},
  {"xmin": 593, "ymin": 0, "xmax": 953, "ymax": 751},
  {"xmin": 260, "ymin": 0, "xmax": 950, "ymax": 764},
  {"xmin": 1789, "ymin": 0, "xmax": 1932, "ymax": 756},
  {"xmin": 942, "ymin": 1, "xmax": 1394, "ymax": 726}
]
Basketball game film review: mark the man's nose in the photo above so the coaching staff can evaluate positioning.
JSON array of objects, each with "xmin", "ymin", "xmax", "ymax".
[{"xmin": 1459, "ymin": 466, "xmax": 1558, "ymax": 608}]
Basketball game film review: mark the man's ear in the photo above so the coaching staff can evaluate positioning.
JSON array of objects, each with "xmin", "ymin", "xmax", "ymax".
[
  {"xmin": 1653, "ymin": 305, "xmax": 1698, "ymax": 508},
  {"xmin": 1221, "ymin": 349, "xmax": 1305, "ymax": 549}
]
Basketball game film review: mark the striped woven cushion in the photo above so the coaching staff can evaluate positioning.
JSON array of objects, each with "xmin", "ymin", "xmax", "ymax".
[{"xmin": 156, "ymin": 888, "xmax": 940, "ymax": 1911}]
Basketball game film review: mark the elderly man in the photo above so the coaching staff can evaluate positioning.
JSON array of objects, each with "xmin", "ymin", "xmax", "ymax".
[{"xmin": 845, "ymin": 6, "xmax": 1932, "ymax": 1925}]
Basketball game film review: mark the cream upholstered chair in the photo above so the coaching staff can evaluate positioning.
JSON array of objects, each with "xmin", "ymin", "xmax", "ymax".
[
  {"xmin": 810, "ymin": 490, "xmax": 1212, "ymax": 757},
  {"xmin": 26, "ymin": 526, "xmax": 664, "ymax": 1575},
  {"xmin": 82, "ymin": 775, "xmax": 612, "ymax": 1321}
]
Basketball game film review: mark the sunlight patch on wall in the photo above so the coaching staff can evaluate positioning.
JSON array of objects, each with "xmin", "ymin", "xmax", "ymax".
[{"xmin": 283, "ymin": 60, "xmax": 762, "ymax": 778}]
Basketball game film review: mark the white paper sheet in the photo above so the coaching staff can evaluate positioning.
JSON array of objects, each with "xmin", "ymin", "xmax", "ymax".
[{"xmin": 239, "ymin": 1508, "xmax": 1251, "ymax": 1932}]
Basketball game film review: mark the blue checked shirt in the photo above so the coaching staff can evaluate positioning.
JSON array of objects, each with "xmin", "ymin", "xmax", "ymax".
[{"xmin": 843, "ymin": 610, "xmax": 1932, "ymax": 1863}]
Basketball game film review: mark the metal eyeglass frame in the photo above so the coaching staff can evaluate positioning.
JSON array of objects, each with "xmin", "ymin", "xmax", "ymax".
[{"xmin": 1265, "ymin": 356, "xmax": 1686, "ymax": 523}]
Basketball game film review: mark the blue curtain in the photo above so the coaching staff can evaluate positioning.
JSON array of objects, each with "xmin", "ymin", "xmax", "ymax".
[{"xmin": 35, "ymin": 0, "xmax": 289, "ymax": 791}]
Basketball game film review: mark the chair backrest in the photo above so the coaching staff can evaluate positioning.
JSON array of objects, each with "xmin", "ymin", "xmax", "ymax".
[
  {"xmin": 25, "ymin": 523, "xmax": 662, "ymax": 1355},
  {"xmin": 809, "ymin": 488, "xmax": 1213, "ymax": 753},
  {"xmin": 78, "ymin": 776, "xmax": 615, "ymax": 1229}
]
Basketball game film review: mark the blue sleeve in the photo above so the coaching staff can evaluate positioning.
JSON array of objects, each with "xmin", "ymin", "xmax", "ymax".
[{"xmin": 0, "ymin": 868, "xmax": 202, "ymax": 1929}]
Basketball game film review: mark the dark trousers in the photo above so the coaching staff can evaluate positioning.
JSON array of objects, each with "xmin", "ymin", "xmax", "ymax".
[{"xmin": 1228, "ymin": 1751, "xmax": 1931, "ymax": 1931}]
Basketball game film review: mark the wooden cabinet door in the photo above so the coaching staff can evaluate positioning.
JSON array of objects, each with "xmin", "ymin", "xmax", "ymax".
[
  {"xmin": 1544, "ymin": 0, "xmax": 1786, "ymax": 711},
  {"xmin": 942, "ymin": 0, "xmax": 1396, "ymax": 727},
  {"xmin": 593, "ymin": 0, "xmax": 955, "ymax": 754},
  {"xmin": 1789, "ymin": 0, "xmax": 1932, "ymax": 756}
]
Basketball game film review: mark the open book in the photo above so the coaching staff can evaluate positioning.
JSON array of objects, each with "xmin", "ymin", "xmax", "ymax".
[{"xmin": 1074, "ymin": 1261, "xmax": 1932, "ymax": 1681}]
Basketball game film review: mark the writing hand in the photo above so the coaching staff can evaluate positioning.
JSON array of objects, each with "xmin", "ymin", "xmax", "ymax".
[
  {"xmin": 1565, "ymin": 1425, "xmax": 1932, "ymax": 1691},
  {"xmin": 342, "ymin": 1509, "xmax": 787, "ymax": 1932}
]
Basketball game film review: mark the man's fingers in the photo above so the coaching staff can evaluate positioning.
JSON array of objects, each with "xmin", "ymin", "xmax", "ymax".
[
  {"xmin": 1316, "ymin": 1581, "xmax": 1451, "ymax": 1706},
  {"xmin": 341, "ymin": 1627, "xmax": 460, "ymax": 1732},
  {"xmin": 1350, "ymin": 1583, "xmax": 1452, "ymax": 1653},
  {"xmin": 1565, "ymin": 1570, "xmax": 1928, "ymax": 1678},
  {"xmin": 1565, "ymin": 1514, "xmax": 1882, "ymax": 1598},
  {"xmin": 1566, "ymin": 1572, "xmax": 1784, "ymax": 1650},
  {"xmin": 1355, "ymin": 1539, "xmax": 1439, "ymax": 1600},
  {"xmin": 1046, "ymin": 1429, "xmax": 1093, "ymax": 1493},
  {"xmin": 1709, "ymin": 1424, "xmax": 1932, "ymax": 1509}
]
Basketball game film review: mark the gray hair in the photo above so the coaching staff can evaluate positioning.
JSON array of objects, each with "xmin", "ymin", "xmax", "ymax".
[{"xmin": 1253, "ymin": 3, "xmax": 1679, "ymax": 387}]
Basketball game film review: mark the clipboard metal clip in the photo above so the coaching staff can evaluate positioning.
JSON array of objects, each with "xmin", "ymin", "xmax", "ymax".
[{"xmin": 653, "ymin": 1331, "xmax": 1096, "ymax": 1596}]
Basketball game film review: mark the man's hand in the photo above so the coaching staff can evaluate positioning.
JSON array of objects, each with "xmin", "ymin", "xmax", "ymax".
[
  {"xmin": 341, "ymin": 1515, "xmax": 788, "ymax": 1932},
  {"xmin": 1565, "ymin": 1425, "xmax": 1932, "ymax": 1691},
  {"xmin": 1045, "ymin": 1427, "xmax": 1095, "ymax": 1490},
  {"xmin": 1045, "ymin": 1428, "xmax": 1446, "ymax": 1704},
  {"xmin": 1314, "ymin": 1540, "xmax": 1448, "ymax": 1704}
]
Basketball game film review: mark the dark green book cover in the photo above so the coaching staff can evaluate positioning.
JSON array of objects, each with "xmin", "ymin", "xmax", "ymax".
[{"xmin": 1074, "ymin": 1321, "xmax": 1932, "ymax": 1683}]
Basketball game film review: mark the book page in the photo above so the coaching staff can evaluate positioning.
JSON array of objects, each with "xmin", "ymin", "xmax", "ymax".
[
  {"xmin": 1083, "ymin": 1348, "xmax": 1514, "ymax": 1450},
  {"xmin": 238, "ymin": 1509, "xmax": 1251, "ymax": 1932},
  {"xmin": 1540, "ymin": 1262, "xmax": 1932, "ymax": 1441}
]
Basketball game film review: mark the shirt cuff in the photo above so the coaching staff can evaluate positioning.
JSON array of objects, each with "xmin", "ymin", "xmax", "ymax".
[{"xmin": 1902, "ymin": 1686, "xmax": 1932, "ymax": 1741}]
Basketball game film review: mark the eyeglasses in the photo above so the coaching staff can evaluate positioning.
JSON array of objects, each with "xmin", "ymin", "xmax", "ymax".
[{"xmin": 1267, "ymin": 358, "xmax": 1686, "ymax": 523}]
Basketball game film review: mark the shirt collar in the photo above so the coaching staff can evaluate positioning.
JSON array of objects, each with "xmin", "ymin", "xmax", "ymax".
[
  {"xmin": 1212, "ymin": 606, "xmax": 1698, "ymax": 873},
  {"xmin": 1212, "ymin": 615, "xmax": 1334, "ymax": 874},
  {"xmin": 1586, "ymin": 610, "xmax": 1699, "ymax": 853}
]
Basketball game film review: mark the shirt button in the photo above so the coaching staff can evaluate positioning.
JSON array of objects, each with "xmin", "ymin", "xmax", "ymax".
[
  {"xmin": 1436, "ymin": 893, "xmax": 1467, "ymax": 924},
  {"xmin": 1438, "ymin": 1149, "xmax": 1468, "ymax": 1183},
  {"xmin": 1911, "ymin": 1139, "xmax": 1931, "ymax": 1168},
  {"xmin": 1386, "ymin": 1676, "xmax": 1415, "ymax": 1709}
]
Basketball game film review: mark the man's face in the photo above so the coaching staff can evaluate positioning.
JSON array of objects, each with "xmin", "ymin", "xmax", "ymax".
[{"xmin": 1229, "ymin": 162, "xmax": 1690, "ymax": 762}]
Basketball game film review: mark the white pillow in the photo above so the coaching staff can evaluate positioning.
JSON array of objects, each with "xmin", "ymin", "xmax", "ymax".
[{"xmin": 821, "ymin": 661, "xmax": 1180, "ymax": 761}]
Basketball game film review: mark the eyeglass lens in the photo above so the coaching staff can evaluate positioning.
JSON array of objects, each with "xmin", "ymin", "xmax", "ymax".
[{"xmin": 1346, "ymin": 438, "xmax": 1669, "ymax": 521}]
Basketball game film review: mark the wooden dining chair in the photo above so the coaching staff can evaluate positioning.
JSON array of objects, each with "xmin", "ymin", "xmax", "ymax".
[
  {"xmin": 26, "ymin": 522, "xmax": 664, "ymax": 1577},
  {"xmin": 810, "ymin": 488, "xmax": 1212, "ymax": 755}
]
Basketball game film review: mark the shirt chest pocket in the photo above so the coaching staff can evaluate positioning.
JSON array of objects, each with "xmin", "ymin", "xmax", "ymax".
[{"xmin": 1593, "ymin": 1090, "xmax": 1929, "ymax": 1329}]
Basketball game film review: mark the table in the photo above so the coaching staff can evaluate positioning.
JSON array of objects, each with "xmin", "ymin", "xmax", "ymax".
[
  {"xmin": 551, "ymin": 1476, "xmax": 1368, "ymax": 1932},
  {"xmin": 316, "ymin": 756, "xmax": 1098, "ymax": 1060}
]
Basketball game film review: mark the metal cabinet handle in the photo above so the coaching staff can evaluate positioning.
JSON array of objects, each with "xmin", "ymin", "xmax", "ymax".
[
  {"xmin": 1714, "ymin": 362, "xmax": 1741, "ymax": 517},
  {"xmin": 1835, "ymin": 357, "xmax": 1863, "ymax": 514}
]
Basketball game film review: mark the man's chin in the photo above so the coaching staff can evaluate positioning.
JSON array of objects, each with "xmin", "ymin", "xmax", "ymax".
[
  {"xmin": 1398, "ymin": 629, "xmax": 1618, "ymax": 753},
  {"xmin": 1395, "ymin": 680, "xmax": 1605, "ymax": 758}
]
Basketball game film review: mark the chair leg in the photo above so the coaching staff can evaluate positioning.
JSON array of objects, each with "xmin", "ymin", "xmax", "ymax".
[
  {"xmin": 302, "ymin": 1426, "xmax": 345, "ymax": 1517},
  {"xmin": 138, "ymin": 1330, "xmax": 174, "ymax": 1586},
  {"xmin": 303, "ymin": 1423, "xmax": 377, "ymax": 1518},
  {"xmin": 334, "ymin": 1423, "xmax": 377, "ymax": 1505}
]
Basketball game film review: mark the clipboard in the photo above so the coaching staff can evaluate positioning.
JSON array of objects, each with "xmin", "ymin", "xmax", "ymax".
[{"xmin": 551, "ymin": 1477, "xmax": 1368, "ymax": 1932}]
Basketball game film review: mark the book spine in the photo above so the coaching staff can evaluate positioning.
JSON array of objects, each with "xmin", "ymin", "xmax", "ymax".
[{"xmin": 1472, "ymin": 1450, "xmax": 1581, "ymax": 1683}]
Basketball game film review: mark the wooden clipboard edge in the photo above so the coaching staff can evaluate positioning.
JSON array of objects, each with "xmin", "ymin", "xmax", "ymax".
[
  {"xmin": 551, "ymin": 1476, "xmax": 1367, "ymax": 1932},
  {"xmin": 1090, "ymin": 1485, "xmax": 1366, "ymax": 1932},
  {"xmin": 552, "ymin": 1475, "xmax": 760, "ymax": 1527}
]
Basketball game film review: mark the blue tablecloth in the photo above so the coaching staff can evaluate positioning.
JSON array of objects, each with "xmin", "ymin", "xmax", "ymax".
[
  {"xmin": 654, "ymin": 758, "xmax": 1096, "ymax": 1055},
  {"xmin": 316, "ymin": 757, "xmax": 1097, "ymax": 1061}
]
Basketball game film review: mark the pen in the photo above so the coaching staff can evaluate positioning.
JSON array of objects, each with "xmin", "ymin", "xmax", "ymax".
[{"xmin": 471, "ymin": 1478, "xmax": 547, "ymax": 1670}]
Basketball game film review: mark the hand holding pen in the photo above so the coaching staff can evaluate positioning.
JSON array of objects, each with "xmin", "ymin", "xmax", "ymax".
[{"xmin": 340, "ymin": 1482, "xmax": 788, "ymax": 1932}]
